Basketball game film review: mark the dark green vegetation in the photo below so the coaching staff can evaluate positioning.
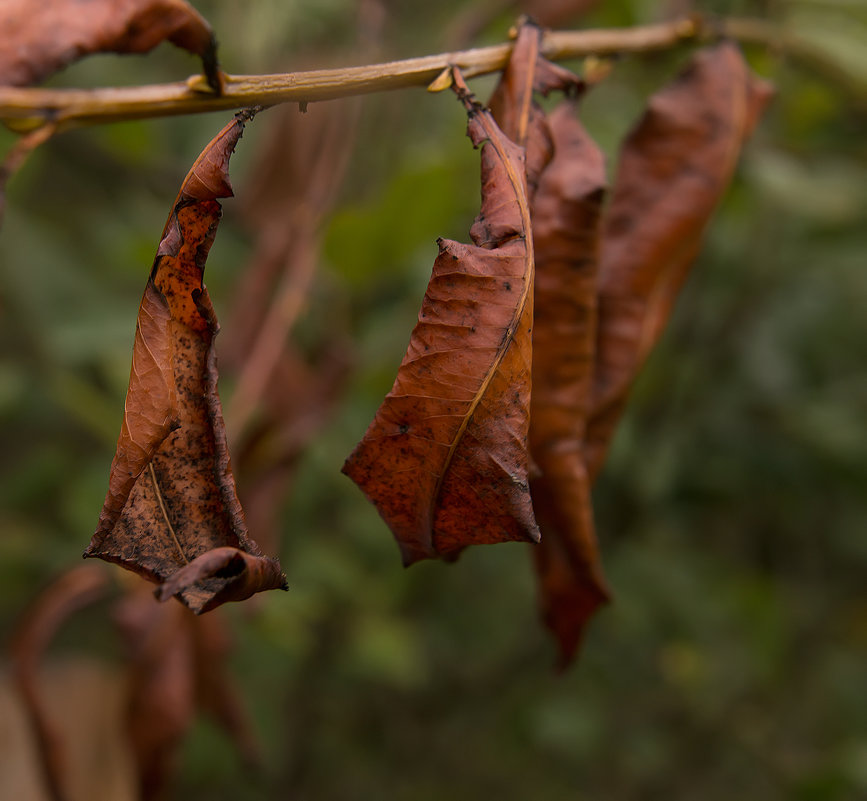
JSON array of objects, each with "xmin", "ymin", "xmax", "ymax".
[{"xmin": 1, "ymin": 0, "xmax": 866, "ymax": 799}]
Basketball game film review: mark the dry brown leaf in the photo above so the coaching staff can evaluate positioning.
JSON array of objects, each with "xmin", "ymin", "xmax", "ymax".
[
  {"xmin": 10, "ymin": 566, "xmax": 260, "ymax": 801},
  {"xmin": 488, "ymin": 20, "xmax": 610, "ymax": 666},
  {"xmin": 0, "ymin": 0, "xmax": 221, "ymax": 91},
  {"xmin": 586, "ymin": 43, "xmax": 773, "ymax": 481},
  {"xmin": 528, "ymin": 102, "xmax": 610, "ymax": 667},
  {"xmin": 343, "ymin": 69, "xmax": 539, "ymax": 565},
  {"xmin": 85, "ymin": 110, "xmax": 287, "ymax": 613}
]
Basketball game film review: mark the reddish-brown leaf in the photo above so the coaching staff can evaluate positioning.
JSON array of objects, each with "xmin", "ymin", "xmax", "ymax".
[
  {"xmin": 343, "ymin": 70, "xmax": 539, "ymax": 565},
  {"xmin": 586, "ymin": 42, "xmax": 773, "ymax": 481},
  {"xmin": 0, "ymin": 0, "xmax": 221, "ymax": 91},
  {"xmin": 488, "ymin": 21, "xmax": 610, "ymax": 666},
  {"xmin": 528, "ymin": 102, "xmax": 610, "ymax": 667},
  {"xmin": 85, "ymin": 110, "xmax": 287, "ymax": 613}
]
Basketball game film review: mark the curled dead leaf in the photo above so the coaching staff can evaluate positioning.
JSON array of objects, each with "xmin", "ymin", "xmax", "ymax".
[
  {"xmin": 487, "ymin": 21, "xmax": 584, "ymax": 196},
  {"xmin": 154, "ymin": 547, "xmax": 286, "ymax": 614},
  {"xmin": 343, "ymin": 69, "xmax": 539, "ymax": 565},
  {"xmin": 86, "ymin": 110, "xmax": 287, "ymax": 613}
]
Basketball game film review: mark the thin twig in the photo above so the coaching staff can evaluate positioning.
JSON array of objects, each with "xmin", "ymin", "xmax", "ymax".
[
  {"xmin": 0, "ymin": 17, "xmax": 702, "ymax": 131},
  {"xmin": 719, "ymin": 16, "xmax": 867, "ymax": 102}
]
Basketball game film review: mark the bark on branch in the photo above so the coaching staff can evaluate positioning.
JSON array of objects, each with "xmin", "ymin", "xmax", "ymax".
[{"xmin": 2, "ymin": 17, "xmax": 705, "ymax": 131}]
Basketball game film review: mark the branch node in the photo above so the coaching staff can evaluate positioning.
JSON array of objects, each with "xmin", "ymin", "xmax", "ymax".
[{"xmin": 427, "ymin": 67, "xmax": 454, "ymax": 93}]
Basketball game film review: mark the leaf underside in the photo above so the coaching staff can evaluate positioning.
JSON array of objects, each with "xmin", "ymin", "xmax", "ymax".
[{"xmin": 86, "ymin": 111, "xmax": 286, "ymax": 613}]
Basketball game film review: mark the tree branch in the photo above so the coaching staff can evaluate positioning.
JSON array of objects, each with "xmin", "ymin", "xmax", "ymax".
[
  {"xmin": 1, "ymin": 17, "xmax": 702, "ymax": 131},
  {"xmin": 1, "ymin": 14, "xmax": 848, "ymax": 134}
]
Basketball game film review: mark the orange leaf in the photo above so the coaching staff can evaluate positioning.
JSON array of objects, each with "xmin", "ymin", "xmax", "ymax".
[
  {"xmin": 0, "ymin": 0, "xmax": 221, "ymax": 91},
  {"xmin": 586, "ymin": 43, "xmax": 773, "ymax": 481},
  {"xmin": 343, "ymin": 70, "xmax": 539, "ymax": 565},
  {"xmin": 85, "ymin": 111, "xmax": 287, "ymax": 613}
]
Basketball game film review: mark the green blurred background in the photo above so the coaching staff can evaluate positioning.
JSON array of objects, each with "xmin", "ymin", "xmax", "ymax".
[{"xmin": 1, "ymin": 0, "xmax": 866, "ymax": 799}]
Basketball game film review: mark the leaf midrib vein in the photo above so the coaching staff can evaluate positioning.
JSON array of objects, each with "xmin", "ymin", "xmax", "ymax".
[
  {"xmin": 148, "ymin": 462, "xmax": 189, "ymax": 565},
  {"xmin": 429, "ymin": 110, "xmax": 533, "ymax": 532}
]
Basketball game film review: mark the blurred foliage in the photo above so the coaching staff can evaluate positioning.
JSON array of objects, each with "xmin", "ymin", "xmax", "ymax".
[{"xmin": 2, "ymin": 0, "xmax": 866, "ymax": 799}]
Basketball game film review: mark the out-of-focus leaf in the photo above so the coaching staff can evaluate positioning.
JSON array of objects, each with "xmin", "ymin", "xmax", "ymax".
[
  {"xmin": 114, "ymin": 586, "xmax": 259, "ymax": 800},
  {"xmin": 1, "ymin": 658, "xmax": 137, "ymax": 801},
  {"xmin": 519, "ymin": 0, "xmax": 602, "ymax": 27},
  {"xmin": 585, "ymin": 43, "xmax": 773, "ymax": 481},
  {"xmin": 224, "ymin": 102, "xmax": 356, "ymax": 555},
  {"xmin": 0, "ymin": 0, "xmax": 221, "ymax": 90}
]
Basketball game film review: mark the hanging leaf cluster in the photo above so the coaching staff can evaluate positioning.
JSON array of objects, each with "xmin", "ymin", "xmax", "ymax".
[
  {"xmin": 1, "ymin": 3, "xmax": 770, "ymax": 668},
  {"xmin": 346, "ymin": 24, "xmax": 771, "ymax": 665},
  {"xmin": 83, "ymin": 29, "xmax": 769, "ymax": 662}
]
